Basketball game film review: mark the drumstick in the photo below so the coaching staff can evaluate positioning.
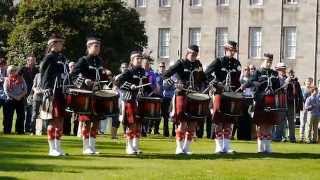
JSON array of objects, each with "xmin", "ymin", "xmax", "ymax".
[{"xmin": 136, "ymin": 83, "xmax": 151, "ymax": 88}]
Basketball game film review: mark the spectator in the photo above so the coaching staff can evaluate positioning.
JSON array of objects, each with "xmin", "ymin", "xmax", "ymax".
[
  {"xmin": 3, "ymin": 65, "xmax": 27, "ymax": 134},
  {"xmin": 156, "ymin": 62, "xmax": 175, "ymax": 137},
  {"xmin": 285, "ymin": 69, "xmax": 303, "ymax": 143},
  {"xmin": 236, "ymin": 65, "xmax": 255, "ymax": 140},
  {"xmin": 20, "ymin": 53, "xmax": 39, "ymax": 133},
  {"xmin": 273, "ymin": 62, "xmax": 288, "ymax": 142},
  {"xmin": 30, "ymin": 73, "xmax": 44, "ymax": 135},
  {"xmin": 0, "ymin": 55, "xmax": 7, "ymax": 128},
  {"xmin": 115, "ymin": 62, "xmax": 129, "ymax": 135},
  {"xmin": 300, "ymin": 77, "xmax": 313, "ymax": 142},
  {"xmin": 141, "ymin": 57, "xmax": 158, "ymax": 136},
  {"xmin": 305, "ymin": 86, "xmax": 320, "ymax": 144}
]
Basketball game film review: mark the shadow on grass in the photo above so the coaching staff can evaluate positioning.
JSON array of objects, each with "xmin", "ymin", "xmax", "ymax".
[
  {"xmin": 99, "ymin": 152, "xmax": 320, "ymax": 160},
  {"xmin": 0, "ymin": 161, "xmax": 130, "ymax": 173},
  {"xmin": 0, "ymin": 177, "xmax": 19, "ymax": 180}
]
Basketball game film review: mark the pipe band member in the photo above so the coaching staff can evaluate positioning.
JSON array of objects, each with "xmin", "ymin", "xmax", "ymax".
[
  {"xmin": 163, "ymin": 45, "xmax": 206, "ymax": 155},
  {"xmin": 40, "ymin": 32, "xmax": 67, "ymax": 156},
  {"xmin": 116, "ymin": 51, "xmax": 148, "ymax": 155},
  {"xmin": 205, "ymin": 41, "xmax": 241, "ymax": 154},
  {"xmin": 252, "ymin": 53, "xmax": 280, "ymax": 153},
  {"xmin": 71, "ymin": 36, "xmax": 105, "ymax": 155}
]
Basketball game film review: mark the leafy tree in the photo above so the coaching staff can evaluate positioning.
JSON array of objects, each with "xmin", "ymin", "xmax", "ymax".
[
  {"xmin": 7, "ymin": 0, "xmax": 147, "ymax": 71},
  {"xmin": 0, "ymin": 0, "xmax": 16, "ymax": 53}
]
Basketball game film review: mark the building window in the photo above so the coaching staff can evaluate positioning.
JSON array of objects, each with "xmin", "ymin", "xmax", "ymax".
[
  {"xmin": 250, "ymin": 0, "xmax": 263, "ymax": 6},
  {"xmin": 283, "ymin": 27, "xmax": 297, "ymax": 60},
  {"xmin": 285, "ymin": 0, "xmax": 298, "ymax": 5},
  {"xmin": 159, "ymin": 0, "xmax": 170, "ymax": 7},
  {"xmin": 158, "ymin": 28, "xmax": 170, "ymax": 58},
  {"xmin": 189, "ymin": 28, "xmax": 201, "ymax": 48},
  {"xmin": 190, "ymin": 0, "xmax": 202, "ymax": 7},
  {"xmin": 249, "ymin": 27, "xmax": 262, "ymax": 59},
  {"xmin": 135, "ymin": 0, "xmax": 146, "ymax": 8},
  {"xmin": 216, "ymin": 27, "xmax": 228, "ymax": 57},
  {"xmin": 217, "ymin": 0, "xmax": 229, "ymax": 6}
]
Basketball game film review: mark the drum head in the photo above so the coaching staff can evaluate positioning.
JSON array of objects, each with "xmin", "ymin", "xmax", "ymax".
[
  {"xmin": 222, "ymin": 92, "xmax": 244, "ymax": 99},
  {"xmin": 95, "ymin": 90, "xmax": 118, "ymax": 98},
  {"xmin": 187, "ymin": 93, "xmax": 210, "ymax": 101},
  {"xmin": 68, "ymin": 88, "xmax": 93, "ymax": 94}
]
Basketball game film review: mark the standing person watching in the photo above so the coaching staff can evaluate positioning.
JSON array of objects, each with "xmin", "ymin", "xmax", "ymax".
[
  {"xmin": 3, "ymin": 65, "xmax": 27, "ymax": 134},
  {"xmin": 305, "ymin": 86, "xmax": 320, "ymax": 144},
  {"xmin": 20, "ymin": 53, "xmax": 39, "ymax": 133},
  {"xmin": 299, "ymin": 77, "xmax": 313, "ymax": 142}
]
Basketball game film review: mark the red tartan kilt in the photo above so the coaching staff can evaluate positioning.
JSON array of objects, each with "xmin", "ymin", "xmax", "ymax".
[
  {"xmin": 124, "ymin": 100, "xmax": 140, "ymax": 125},
  {"xmin": 253, "ymin": 103, "xmax": 283, "ymax": 125},
  {"xmin": 212, "ymin": 95, "xmax": 237, "ymax": 123},
  {"xmin": 52, "ymin": 93, "xmax": 65, "ymax": 119},
  {"xmin": 174, "ymin": 95, "xmax": 186, "ymax": 123}
]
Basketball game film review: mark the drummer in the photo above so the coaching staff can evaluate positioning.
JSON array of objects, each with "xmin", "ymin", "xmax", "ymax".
[
  {"xmin": 116, "ymin": 51, "xmax": 148, "ymax": 155},
  {"xmin": 163, "ymin": 45, "xmax": 206, "ymax": 155},
  {"xmin": 205, "ymin": 41, "xmax": 241, "ymax": 154},
  {"xmin": 252, "ymin": 53, "xmax": 280, "ymax": 153},
  {"xmin": 40, "ymin": 32, "xmax": 67, "ymax": 156},
  {"xmin": 71, "ymin": 36, "xmax": 105, "ymax": 155}
]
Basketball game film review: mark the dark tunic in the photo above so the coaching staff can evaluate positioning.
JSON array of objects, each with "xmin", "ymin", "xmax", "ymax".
[
  {"xmin": 39, "ymin": 51, "xmax": 66, "ymax": 118},
  {"xmin": 252, "ymin": 68, "xmax": 282, "ymax": 125},
  {"xmin": 71, "ymin": 55, "xmax": 104, "ymax": 85},
  {"xmin": 40, "ymin": 52, "xmax": 65, "ymax": 90},
  {"xmin": 163, "ymin": 59, "xmax": 206, "ymax": 94},
  {"xmin": 205, "ymin": 56, "xmax": 241, "ymax": 92},
  {"xmin": 117, "ymin": 66, "xmax": 147, "ymax": 101}
]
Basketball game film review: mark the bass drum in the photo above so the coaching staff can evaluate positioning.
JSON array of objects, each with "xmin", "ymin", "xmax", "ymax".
[
  {"xmin": 138, "ymin": 97, "xmax": 162, "ymax": 119},
  {"xmin": 92, "ymin": 89, "xmax": 119, "ymax": 117},
  {"xmin": 186, "ymin": 93, "xmax": 210, "ymax": 118},
  {"xmin": 65, "ymin": 88, "xmax": 92, "ymax": 114}
]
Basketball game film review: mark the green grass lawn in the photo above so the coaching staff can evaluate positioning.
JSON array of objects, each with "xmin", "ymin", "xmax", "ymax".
[{"xmin": 0, "ymin": 134, "xmax": 320, "ymax": 180}]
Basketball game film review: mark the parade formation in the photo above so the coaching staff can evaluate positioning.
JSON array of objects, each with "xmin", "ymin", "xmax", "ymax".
[{"xmin": 6, "ymin": 31, "xmax": 309, "ymax": 157}]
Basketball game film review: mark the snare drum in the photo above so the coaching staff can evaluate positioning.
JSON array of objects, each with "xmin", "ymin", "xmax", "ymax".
[
  {"xmin": 138, "ymin": 97, "xmax": 162, "ymax": 119},
  {"xmin": 263, "ymin": 91, "xmax": 287, "ymax": 112},
  {"xmin": 186, "ymin": 93, "xmax": 210, "ymax": 118},
  {"xmin": 221, "ymin": 92, "xmax": 248, "ymax": 117},
  {"xmin": 92, "ymin": 89, "xmax": 119, "ymax": 117},
  {"xmin": 65, "ymin": 88, "xmax": 92, "ymax": 114}
]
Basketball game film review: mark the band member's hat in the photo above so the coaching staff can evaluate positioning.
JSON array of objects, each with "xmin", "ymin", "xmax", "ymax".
[
  {"xmin": 275, "ymin": 62, "xmax": 287, "ymax": 70},
  {"xmin": 86, "ymin": 36, "xmax": 101, "ymax": 46},
  {"xmin": 130, "ymin": 51, "xmax": 142, "ymax": 60},
  {"xmin": 224, "ymin": 41, "xmax": 238, "ymax": 51},
  {"xmin": 263, "ymin": 53, "xmax": 274, "ymax": 61},
  {"xmin": 47, "ymin": 33, "xmax": 64, "ymax": 45},
  {"xmin": 187, "ymin": 45, "xmax": 199, "ymax": 53}
]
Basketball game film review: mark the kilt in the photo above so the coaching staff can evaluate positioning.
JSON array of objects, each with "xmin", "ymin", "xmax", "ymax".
[
  {"xmin": 252, "ymin": 102, "xmax": 281, "ymax": 125},
  {"xmin": 124, "ymin": 100, "xmax": 140, "ymax": 125}
]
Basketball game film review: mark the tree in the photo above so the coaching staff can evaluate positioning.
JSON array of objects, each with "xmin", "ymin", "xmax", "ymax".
[
  {"xmin": 7, "ymin": 0, "xmax": 147, "ymax": 70},
  {"xmin": 0, "ymin": 0, "xmax": 16, "ymax": 53}
]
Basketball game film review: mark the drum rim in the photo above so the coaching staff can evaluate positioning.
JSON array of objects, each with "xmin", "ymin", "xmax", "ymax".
[
  {"xmin": 94, "ymin": 90, "xmax": 118, "ymax": 97},
  {"xmin": 187, "ymin": 93, "xmax": 210, "ymax": 101},
  {"xmin": 67, "ymin": 88, "xmax": 93, "ymax": 94},
  {"xmin": 138, "ymin": 97, "xmax": 162, "ymax": 101}
]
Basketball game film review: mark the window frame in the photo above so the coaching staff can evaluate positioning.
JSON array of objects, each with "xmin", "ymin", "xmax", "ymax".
[
  {"xmin": 215, "ymin": 27, "xmax": 229, "ymax": 58},
  {"xmin": 158, "ymin": 28, "xmax": 171, "ymax": 59},
  {"xmin": 248, "ymin": 27, "xmax": 263, "ymax": 59},
  {"xmin": 135, "ymin": 0, "xmax": 146, "ymax": 8},
  {"xmin": 283, "ymin": 26, "xmax": 297, "ymax": 60}
]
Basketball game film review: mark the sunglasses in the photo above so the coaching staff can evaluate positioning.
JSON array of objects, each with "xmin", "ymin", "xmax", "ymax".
[{"xmin": 159, "ymin": 66, "xmax": 165, "ymax": 68}]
